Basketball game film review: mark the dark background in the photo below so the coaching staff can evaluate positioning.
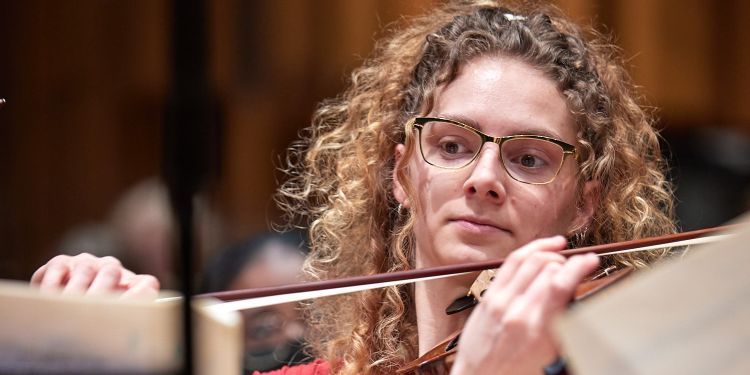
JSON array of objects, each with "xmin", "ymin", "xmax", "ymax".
[{"xmin": 1, "ymin": 0, "xmax": 748, "ymax": 282}]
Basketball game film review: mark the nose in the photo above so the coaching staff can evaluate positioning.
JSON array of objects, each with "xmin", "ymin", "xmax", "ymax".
[{"xmin": 462, "ymin": 142, "xmax": 507, "ymax": 204}]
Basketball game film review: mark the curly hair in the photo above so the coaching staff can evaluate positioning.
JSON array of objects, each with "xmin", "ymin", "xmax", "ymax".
[{"xmin": 276, "ymin": 1, "xmax": 676, "ymax": 373}]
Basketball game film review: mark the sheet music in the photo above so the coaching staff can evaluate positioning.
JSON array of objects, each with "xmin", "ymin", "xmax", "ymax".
[
  {"xmin": 0, "ymin": 281, "xmax": 241, "ymax": 374},
  {"xmin": 556, "ymin": 216, "xmax": 750, "ymax": 375}
]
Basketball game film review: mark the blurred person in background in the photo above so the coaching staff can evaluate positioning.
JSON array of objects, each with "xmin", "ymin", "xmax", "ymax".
[
  {"xmin": 58, "ymin": 178, "xmax": 224, "ymax": 289},
  {"xmin": 201, "ymin": 232, "xmax": 312, "ymax": 373}
]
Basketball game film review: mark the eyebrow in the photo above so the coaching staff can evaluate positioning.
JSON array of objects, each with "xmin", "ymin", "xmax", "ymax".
[{"xmin": 431, "ymin": 112, "xmax": 567, "ymax": 140}]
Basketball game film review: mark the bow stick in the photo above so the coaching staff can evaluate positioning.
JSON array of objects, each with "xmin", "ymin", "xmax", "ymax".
[{"xmin": 169, "ymin": 226, "xmax": 735, "ymax": 313}]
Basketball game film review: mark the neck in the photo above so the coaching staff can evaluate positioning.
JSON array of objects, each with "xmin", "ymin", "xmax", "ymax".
[{"xmin": 414, "ymin": 257, "xmax": 477, "ymax": 355}]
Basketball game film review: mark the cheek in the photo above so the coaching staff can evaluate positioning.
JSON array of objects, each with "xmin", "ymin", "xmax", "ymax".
[
  {"xmin": 510, "ymin": 183, "xmax": 579, "ymax": 236},
  {"xmin": 411, "ymin": 164, "xmax": 464, "ymax": 214}
]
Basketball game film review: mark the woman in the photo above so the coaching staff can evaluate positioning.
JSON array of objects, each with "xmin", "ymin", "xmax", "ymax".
[{"xmin": 32, "ymin": 1, "xmax": 675, "ymax": 374}]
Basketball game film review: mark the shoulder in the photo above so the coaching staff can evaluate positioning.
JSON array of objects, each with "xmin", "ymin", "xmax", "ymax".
[{"xmin": 251, "ymin": 359, "xmax": 331, "ymax": 375}]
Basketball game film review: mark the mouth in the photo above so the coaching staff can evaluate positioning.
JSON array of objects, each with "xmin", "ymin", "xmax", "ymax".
[{"xmin": 450, "ymin": 216, "xmax": 511, "ymax": 235}]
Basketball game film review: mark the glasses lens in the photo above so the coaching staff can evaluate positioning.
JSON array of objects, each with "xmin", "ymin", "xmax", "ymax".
[
  {"xmin": 419, "ymin": 120, "xmax": 482, "ymax": 168},
  {"xmin": 501, "ymin": 137, "xmax": 565, "ymax": 183}
]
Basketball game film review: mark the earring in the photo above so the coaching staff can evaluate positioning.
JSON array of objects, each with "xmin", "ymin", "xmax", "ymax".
[
  {"xmin": 396, "ymin": 203, "xmax": 410, "ymax": 217},
  {"xmin": 572, "ymin": 225, "xmax": 589, "ymax": 245}
]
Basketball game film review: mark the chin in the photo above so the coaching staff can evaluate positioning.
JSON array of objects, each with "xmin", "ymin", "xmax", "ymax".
[
  {"xmin": 435, "ymin": 242, "xmax": 505, "ymax": 267},
  {"xmin": 415, "ymin": 227, "xmax": 515, "ymax": 267}
]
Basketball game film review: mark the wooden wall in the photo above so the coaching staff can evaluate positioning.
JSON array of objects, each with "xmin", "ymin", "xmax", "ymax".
[
  {"xmin": 1, "ymin": 0, "xmax": 748, "ymax": 281},
  {"xmin": 0, "ymin": 1, "xmax": 170, "ymax": 280}
]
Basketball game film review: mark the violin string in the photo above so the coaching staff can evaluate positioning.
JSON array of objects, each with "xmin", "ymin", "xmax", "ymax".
[{"xmin": 194, "ymin": 233, "xmax": 732, "ymax": 313}]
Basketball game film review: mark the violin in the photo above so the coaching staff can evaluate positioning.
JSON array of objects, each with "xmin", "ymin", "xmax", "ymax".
[
  {"xmin": 395, "ymin": 226, "xmax": 732, "ymax": 374},
  {"xmin": 396, "ymin": 266, "xmax": 634, "ymax": 374}
]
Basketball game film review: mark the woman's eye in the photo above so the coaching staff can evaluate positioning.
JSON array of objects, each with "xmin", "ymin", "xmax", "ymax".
[
  {"xmin": 513, "ymin": 153, "xmax": 549, "ymax": 168},
  {"xmin": 437, "ymin": 138, "xmax": 472, "ymax": 155},
  {"xmin": 442, "ymin": 142, "xmax": 461, "ymax": 154},
  {"xmin": 520, "ymin": 155, "xmax": 540, "ymax": 167}
]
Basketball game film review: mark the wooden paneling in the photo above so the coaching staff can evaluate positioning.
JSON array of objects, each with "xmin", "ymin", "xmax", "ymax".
[
  {"xmin": 0, "ymin": 1, "xmax": 169, "ymax": 279},
  {"xmin": 1, "ymin": 0, "xmax": 748, "ymax": 281},
  {"xmin": 208, "ymin": 0, "xmax": 432, "ymax": 241}
]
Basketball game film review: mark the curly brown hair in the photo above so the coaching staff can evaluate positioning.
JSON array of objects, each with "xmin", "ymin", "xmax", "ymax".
[{"xmin": 276, "ymin": 1, "xmax": 676, "ymax": 373}]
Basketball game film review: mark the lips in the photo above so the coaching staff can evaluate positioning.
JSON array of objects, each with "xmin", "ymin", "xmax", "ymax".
[{"xmin": 451, "ymin": 216, "xmax": 510, "ymax": 235}]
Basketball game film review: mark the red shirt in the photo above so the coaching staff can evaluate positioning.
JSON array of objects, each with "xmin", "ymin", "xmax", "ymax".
[{"xmin": 252, "ymin": 359, "xmax": 330, "ymax": 375}]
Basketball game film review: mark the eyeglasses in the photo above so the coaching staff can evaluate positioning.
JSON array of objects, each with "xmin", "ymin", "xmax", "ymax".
[{"xmin": 407, "ymin": 117, "xmax": 577, "ymax": 185}]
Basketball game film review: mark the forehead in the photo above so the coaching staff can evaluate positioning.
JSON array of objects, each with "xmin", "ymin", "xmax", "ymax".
[{"xmin": 430, "ymin": 56, "xmax": 575, "ymax": 141}]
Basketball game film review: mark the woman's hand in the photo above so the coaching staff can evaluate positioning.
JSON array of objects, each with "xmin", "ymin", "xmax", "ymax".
[
  {"xmin": 30, "ymin": 253, "xmax": 160, "ymax": 299},
  {"xmin": 450, "ymin": 236, "xmax": 600, "ymax": 375}
]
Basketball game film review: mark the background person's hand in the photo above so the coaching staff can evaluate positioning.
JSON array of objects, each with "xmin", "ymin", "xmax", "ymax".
[
  {"xmin": 31, "ymin": 253, "xmax": 160, "ymax": 299},
  {"xmin": 450, "ymin": 236, "xmax": 600, "ymax": 375}
]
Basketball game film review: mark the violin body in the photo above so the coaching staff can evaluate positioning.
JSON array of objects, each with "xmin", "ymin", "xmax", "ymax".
[{"xmin": 398, "ymin": 267, "xmax": 634, "ymax": 374}]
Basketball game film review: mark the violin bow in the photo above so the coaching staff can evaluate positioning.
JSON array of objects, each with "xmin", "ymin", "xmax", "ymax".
[{"xmin": 181, "ymin": 225, "xmax": 736, "ymax": 314}]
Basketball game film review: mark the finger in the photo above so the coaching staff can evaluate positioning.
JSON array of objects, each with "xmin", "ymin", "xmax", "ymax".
[
  {"xmin": 38, "ymin": 262, "xmax": 72, "ymax": 292},
  {"xmin": 98, "ymin": 256, "xmax": 123, "ymax": 269},
  {"xmin": 118, "ymin": 267, "xmax": 137, "ymax": 287},
  {"xmin": 501, "ymin": 261, "xmax": 564, "ymax": 352},
  {"xmin": 67, "ymin": 252, "xmax": 98, "ymax": 269},
  {"xmin": 487, "ymin": 249, "xmax": 566, "ymax": 297},
  {"xmin": 491, "ymin": 236, "xmax": 567, "ymax": 288},
  {"xmin": 481, "ymin": 251, "xmax": 565, "ymax": 320},
  {"xmin": 95, "ymin": 256, "xmax": 126, "ymax": 288},
  {"xmin": 520, "ymin": 253, "xmax": 600, "ymax": 323},
  {"xmin": 121, "ymin": 275, "xmax": 160, "ymax": 300},
  {"xmin": 506, "ymin": 261, "xmax": 565, "ymax": 322},
  {"xmin": 87, "ymin": 264, "xmax": 123, "ymax": 296},
  {"xmin": 551, "ymin": 253, "xmax": 600, "ymax": 298},
  {"xmin": 33, "ymin": 255, "xmax": 72, "ymax": 288},
  {"xmin": 30, "ymin": 264, "xmax": 48, "ymax": 284},
  {"xmin": 63, "ymin": 262, "xmax": 98, "ymax": 295}
]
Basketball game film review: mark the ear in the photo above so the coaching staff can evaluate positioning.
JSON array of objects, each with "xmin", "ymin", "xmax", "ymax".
[
  {"xmin": 392, "ymin": 143, "xmax": 410, "ymax": 208},
  {"xmin": 568, "ymin": 179, "xmax": 599, "ymax": 235}
]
